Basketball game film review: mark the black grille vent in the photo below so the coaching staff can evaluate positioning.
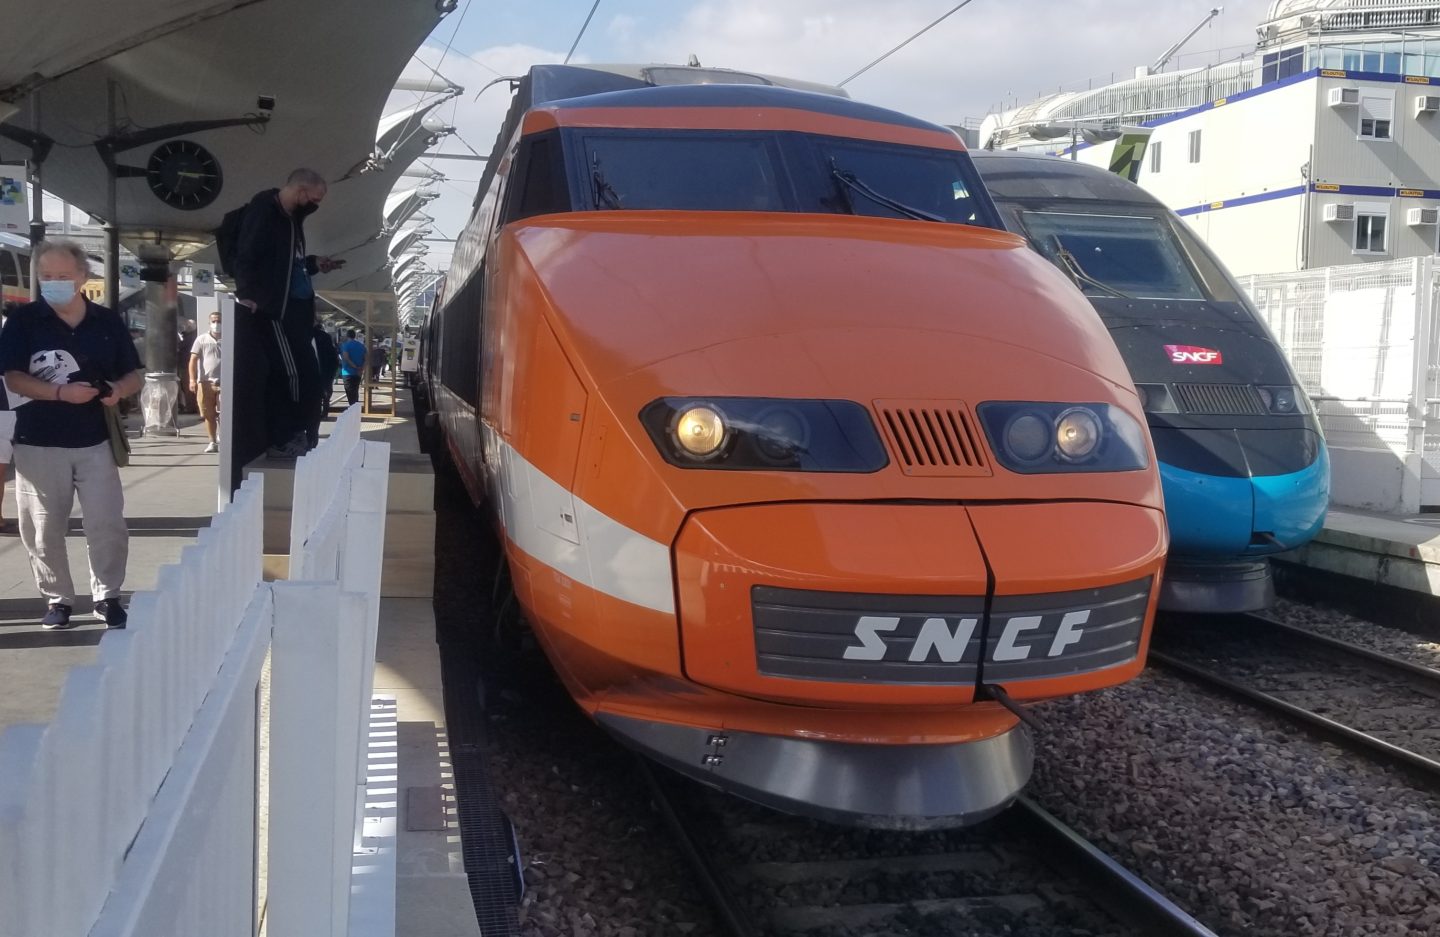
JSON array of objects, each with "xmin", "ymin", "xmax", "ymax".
[{"xmin": 1174, "ymin": 383, "xmax": 1265, "ymax": 415}]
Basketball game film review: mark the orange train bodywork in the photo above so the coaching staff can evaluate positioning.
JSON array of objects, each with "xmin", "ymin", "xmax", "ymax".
[{"xmin": 424, "ymin": 72, "xmax": 1168, "ymax": 828}]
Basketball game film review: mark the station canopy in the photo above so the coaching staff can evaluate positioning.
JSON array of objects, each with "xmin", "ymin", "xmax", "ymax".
[{"xmin": 2, "ymin": 0, "xmax": 450, "ymax": 260}]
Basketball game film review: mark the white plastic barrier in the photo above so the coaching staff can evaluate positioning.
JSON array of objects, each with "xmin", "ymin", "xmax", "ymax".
[
  {"xmin": 0, "ymin": 406, "xmax": 392, "ymax": 937},
  {"xmin": 0, "ymin": 477, "xmax": 267, "ymax": 937}
]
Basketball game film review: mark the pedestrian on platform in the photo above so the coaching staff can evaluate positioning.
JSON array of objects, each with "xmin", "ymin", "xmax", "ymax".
[
  {"xmin": 0, "ymin": 377, "xmax": 17, "ymax": 534},
  {"xmin": 231, "ymin": 168, "xmax": 344, "ymax": 464},
  {"xmin": 339, "ymin": 329, "xmax": 365, "ymax": 407},
  {"xmin": 189, "ymin": 309, "xmax": 223, "ymax": 453},
  {"xmin": 0, "ymin": 240, "xmax": 143, "ymax": 630},
  {"xmin": 309, "ymin": 318, "xmax": 339, "ymax": 448}
]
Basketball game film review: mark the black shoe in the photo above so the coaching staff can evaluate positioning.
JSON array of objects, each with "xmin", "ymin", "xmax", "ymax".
[
  {"xmin": 41, "ymin": 603, "xmax": 74, "ymax": 630},
  {"xmin": 265, "ymin": 436, "xmax": 307, "ymax": 461},
  {"xmin": 95, "ymin": 598, "xmax": 127, "ymax": 629}
]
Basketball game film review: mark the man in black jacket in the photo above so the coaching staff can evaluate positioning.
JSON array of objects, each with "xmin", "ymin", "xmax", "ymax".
[{"xmin": 230, "ymin": 168, "xmax": 343, "ymax": 472}]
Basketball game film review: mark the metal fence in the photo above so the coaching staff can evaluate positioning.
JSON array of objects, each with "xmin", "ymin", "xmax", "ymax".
[
  {"xmin": 1244, "ymin": 256, "xmax": 1440, "ymax": 512},
  {"xmin": 0, "ymin": 405, "xmax": 393, "ymax": 937}
]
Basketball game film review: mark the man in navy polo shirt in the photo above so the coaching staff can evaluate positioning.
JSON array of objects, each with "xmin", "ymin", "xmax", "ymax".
[{"xmin": 0, "ymin": 240, "xmax": 143, "ymax": 630}]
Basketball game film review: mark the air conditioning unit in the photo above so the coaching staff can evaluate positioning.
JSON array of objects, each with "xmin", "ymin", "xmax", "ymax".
[
  {"xmin": 1408, "ymin": 206, "xmax": 1439, "ymax": 225},
  {"xmin": 1329, "ymin": 87, "xmax": 1360, "ymax": 107},
  {"xmin": 1416, "ymin": 95, "xmax": 1440, "ymax": 116},
  {"xmin": 1323, "ymin": 203, "xmax": 1355, "ymax": 223}
]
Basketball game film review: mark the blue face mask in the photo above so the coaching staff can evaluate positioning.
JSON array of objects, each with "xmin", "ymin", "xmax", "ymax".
[{"xmin": 40, "ymin": 280, "xmax": 77, "ymax": 306}]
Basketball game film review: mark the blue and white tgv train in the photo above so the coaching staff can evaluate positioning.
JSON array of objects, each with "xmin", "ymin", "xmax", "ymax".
[{"xmin": 973, "ymin": 151, "xmax": 1329, "ymax": 613}]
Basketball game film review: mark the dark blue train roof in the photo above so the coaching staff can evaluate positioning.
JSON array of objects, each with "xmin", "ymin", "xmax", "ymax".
[
  {"xmin": 545, "ymin": 83, "xmax": 947, "ymax": 134},
  {"xmin": 971, "ymin": 150, "xmax": 1160, "ymax": 207}
]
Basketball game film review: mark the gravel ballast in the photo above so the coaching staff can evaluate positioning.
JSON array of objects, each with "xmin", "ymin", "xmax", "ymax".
[
  {"xmin": 1268, "ymin": 598, "xmax": 1440, "ymax": 672},
  {"xmin": 1029, "ymin": 668, "xmax": 1440, "ymax": 937}
]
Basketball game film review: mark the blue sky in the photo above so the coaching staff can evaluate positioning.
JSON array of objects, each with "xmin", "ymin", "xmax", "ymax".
[{"xmin": 391, "ymin": 0, "xmax": 1273, "ymax": 271}]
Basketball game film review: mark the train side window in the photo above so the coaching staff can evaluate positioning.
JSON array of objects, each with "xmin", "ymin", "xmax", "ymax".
[
  {"xmin": 0, "ymin": 252, "xmax": 18, "ymax": 287},
  {"xmin": 505, "ymin": 132, "xmax": 571, "ymax": 222},
  {"xmin": 16, "ymin": 252, "xmax": 29, "ymax": 289}
]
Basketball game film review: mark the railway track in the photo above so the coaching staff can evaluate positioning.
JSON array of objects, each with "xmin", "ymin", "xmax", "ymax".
[
  {"xmin": 1151, "ymin": 611, "xmax": 1440, "ymax": 784},
  {"xmin": 640, "ymin": 759, "xmax": 1215, "ymax": 937}
]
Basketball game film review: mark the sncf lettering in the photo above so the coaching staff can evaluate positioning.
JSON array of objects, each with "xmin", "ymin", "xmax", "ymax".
[
  {"xmin": 908, "ymin": 617, "xmax": 979, "ymax": 663},
  {"xmin": 842, "ymin": 616, "xmax": 898, "ymax": 661},
  {"xmin": 1164, "ymin": 344, "xmax": 1223, "ymax": 365}
]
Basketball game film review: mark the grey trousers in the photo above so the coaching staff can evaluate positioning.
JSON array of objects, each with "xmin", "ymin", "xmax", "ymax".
[{"xmin": 14, "ymin": 442, "xmax": 128, "ymax": 606}]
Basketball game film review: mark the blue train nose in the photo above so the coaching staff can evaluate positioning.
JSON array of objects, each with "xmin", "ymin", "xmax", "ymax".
[{"xmin": 1155, "ymin": 429, "xmax": 1329, "ymax": 613}]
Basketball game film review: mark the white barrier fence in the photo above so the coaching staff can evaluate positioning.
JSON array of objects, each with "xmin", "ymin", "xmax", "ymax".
[
  {"xmin": 0, "ymin": 405, "xmax": 390, "ymax": 937},
  {"xmin": 1245, "ymin": 256, "xmax": 1440, "ymax": 513}
]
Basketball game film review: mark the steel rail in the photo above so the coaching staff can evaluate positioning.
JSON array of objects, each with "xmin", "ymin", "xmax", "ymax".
[
  {"xmin": 638, "ymin": 759, "xmax": 761, "ymax": 937},
  {"xmin": 1237, "ymin": 612, "xmax": 1440, "ymax": 687},
  {"xmin": 1011, "ymin": 796, "xmax": 1220, "ymax": 937},
  {"xmin": 1149, "ymin": 649, "xmax": 1440, "ymax": 783}
]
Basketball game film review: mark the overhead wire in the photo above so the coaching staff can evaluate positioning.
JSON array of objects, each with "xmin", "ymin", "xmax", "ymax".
[
  {"xmin": 564, "ymin": 0, "xmax": 603, "ymax": 65},
  {"xmin": 385, "ymin": 0, "xmax": 475, "ymax": 176},
  {"xmin": 838, "ymin": 0, "xmax": 980, "ymax": 87}
]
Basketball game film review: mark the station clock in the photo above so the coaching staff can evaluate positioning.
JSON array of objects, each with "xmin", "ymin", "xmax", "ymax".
[{"xmin": 145, "ymin": 140, "xmax": 223, "ymax": 210}]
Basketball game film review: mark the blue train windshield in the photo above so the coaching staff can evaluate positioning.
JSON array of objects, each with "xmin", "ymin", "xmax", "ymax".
[
  {"xmin": 573, "ymin": 129, "xmax": 995, "ymax": 227},
  {"xmin": 1019, "ymin": 211, "xmax": 1206, "ymax": 301}
]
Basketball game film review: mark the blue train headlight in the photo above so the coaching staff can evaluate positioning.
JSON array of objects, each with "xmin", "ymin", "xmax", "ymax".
[
  {"xmin": 642, "ymin": 397, "xmax": 888, "ymax": 472},
  {"xmin": 978, "ymin": 402, "xmax": 1149, "ymax": 474},
  {"xmin": 1257, "ymin": 385, "xmax": 1310, "ymax": 415}
]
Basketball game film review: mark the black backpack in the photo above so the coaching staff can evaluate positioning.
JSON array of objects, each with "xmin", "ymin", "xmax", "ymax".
[{"xmin": 214, "ymin": 202, "xmax": 248, "ymax": 276}]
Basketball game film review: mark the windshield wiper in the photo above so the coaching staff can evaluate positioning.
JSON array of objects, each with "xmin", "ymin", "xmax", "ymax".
[
  {"xmin": 591, "ymin": 153, "xmax": 622, "ymax": 210},
  {"xmin": 830, "ymin": 163, "xmax": 944, "ymax": 223},
  {"xmin": 1049, "ymin": 236, "xmax": 1131, "ymax": 299}
]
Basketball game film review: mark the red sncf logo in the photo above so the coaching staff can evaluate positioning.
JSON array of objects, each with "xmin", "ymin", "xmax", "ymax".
[{"xmin": 1165, "ymin": 344, "xmax": 1223, "ymax": 365}]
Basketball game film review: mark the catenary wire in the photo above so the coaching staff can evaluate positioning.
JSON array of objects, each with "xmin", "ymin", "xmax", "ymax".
[{"xmin": 838, "ymin": 0, "xmax": 980, "ymax": 87}]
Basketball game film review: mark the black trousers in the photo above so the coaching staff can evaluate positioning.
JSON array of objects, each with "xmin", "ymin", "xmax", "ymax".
[
  {"xmin": 262, "ymin": 297, "xmax": 320, "ymax": 449},
  {"xmin": 310, "ymin": 366, "xmax": 338, "ymax": 445},
  {"xmin": 344, "ymin": 375, "xmax": 361, "ymax": 406}
]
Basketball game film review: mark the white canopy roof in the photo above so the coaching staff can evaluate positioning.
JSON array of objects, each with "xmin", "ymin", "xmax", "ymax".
[
  {"xmin": 4, "ymin": 1, "xmax": 256, "ymax": 104},
  {"xmin": 6, "ymin": 0, "xmax": 445, "ymax": 252}
]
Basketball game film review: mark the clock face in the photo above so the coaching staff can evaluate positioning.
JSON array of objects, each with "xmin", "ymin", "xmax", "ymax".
[{"xmin": 146, "ymin": 140, "xmax": 223, "ymax": 210}]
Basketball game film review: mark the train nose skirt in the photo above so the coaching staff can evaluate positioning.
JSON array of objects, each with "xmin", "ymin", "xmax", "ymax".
[
  {"xmin": 597, "ymin": 711, "xmax": 1035, "ymax": 830},
  {"xmin": 751, "ymin": 578, "xmax": 1151, "ymax": 685}
]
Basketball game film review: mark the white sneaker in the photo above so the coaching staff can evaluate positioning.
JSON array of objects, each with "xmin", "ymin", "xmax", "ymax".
[{"xmin": 204, "ymin": 441, "xmax": 218, "ymax": 453}]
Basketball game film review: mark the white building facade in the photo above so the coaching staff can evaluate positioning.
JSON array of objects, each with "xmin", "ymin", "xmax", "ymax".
[{"xmin": 982, "ymin": 1, "xmax": 1440, "ymax": 276}]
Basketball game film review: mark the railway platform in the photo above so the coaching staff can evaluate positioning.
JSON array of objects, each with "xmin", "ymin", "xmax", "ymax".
[
  {"xmin": 0, "ymin": 393, "xmax": 477, "ymax": 937},
  {"xmin": 1276, "ymin": 507, "xmax": 1440, "ymax": 597}
]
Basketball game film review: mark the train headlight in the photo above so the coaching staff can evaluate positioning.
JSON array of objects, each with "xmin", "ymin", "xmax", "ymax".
[
  {"xmin": 977, "ymin": 401, "xmax": 1149, "ymax": 474},
  {"xmin": 674, "ymin": 405, "xmax": 727, "ymax": 458},
  {"xmin": 1055, "ymin": 407, "xmax": 1102, "ymax": 461},
  {"xmin": 1256, "ymin": 385, "xmax": 1310, "ymax": 415},
  {"xmin": 1134, "ymin": 383, "xmax": 1178, "ymax": 414},
  {"xmin": 642, "ymin": 397, "xmax": 887, "ymax": 472}
]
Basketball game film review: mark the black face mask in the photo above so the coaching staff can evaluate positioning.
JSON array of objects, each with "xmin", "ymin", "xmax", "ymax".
[{"xmin": 296, "ymin": 201, "xmax": 319, "ymax": 219}]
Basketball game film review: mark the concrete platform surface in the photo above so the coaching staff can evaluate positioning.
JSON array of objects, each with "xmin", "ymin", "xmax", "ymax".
[
  {"xmin": 0, "ymin": 419, "xmax": 219, "ymax": 733},
  {"xmin": 1278, "ymin": 506, "xmax": 1440, "ymax": 595}
]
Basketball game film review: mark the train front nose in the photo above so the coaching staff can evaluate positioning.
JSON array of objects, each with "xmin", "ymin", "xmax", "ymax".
[{"xmin": 673, "ymin": 500, "xmax": 1167, "ymax": 707}]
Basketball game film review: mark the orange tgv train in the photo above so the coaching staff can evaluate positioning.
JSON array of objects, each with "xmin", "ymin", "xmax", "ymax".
[{"xmin": 416, "ymin": 64, "xmax": 1169, "ymax": 828}]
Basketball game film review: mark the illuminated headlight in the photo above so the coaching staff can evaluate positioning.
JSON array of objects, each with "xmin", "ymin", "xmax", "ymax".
[
  {"xmin": 642, "ymin": 397, "xmax": 887, "ymax": 472},
  {"xmin": 978, "ymin": 402, "xmax": 1149, "ymax": 474},
  {"xmin": 674, "ymin": 405, "xmax": 727, "ymax": 458},
  {"xmin": 1256, "ymin": 385, "xmax": 1310, "ymax": 415}
]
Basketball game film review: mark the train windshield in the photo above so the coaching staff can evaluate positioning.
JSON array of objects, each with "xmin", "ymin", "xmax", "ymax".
[
  {"xmin": 574, "ymin": 129, "xmax": 994, "ymax": 227},
  {"xmin": 1018, "ymin": 211, "xmax": 1206, "ymax": 301}
]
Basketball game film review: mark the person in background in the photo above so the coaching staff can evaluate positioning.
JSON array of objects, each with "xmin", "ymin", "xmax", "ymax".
[
  {"xmin": 0, "ymin": 240, "xmax": 143, "ymax": 630},
  {"xmin": 175, "ymin": 319, "xmax": 198, "ymax": 415},
  {"xmin": 339, "ymin": 329, "xmax": 365, "ymax": 407},
  {"xmin": 231, "ymin": 168, "xmax": 344, "ymax": 462},
  {"xmin": 188, "ymin": 309, "xmax": 223, "ymax": 453},
  {"xmin": 309, "ymin": 318, "xmax": 338, "ymax": 448}
]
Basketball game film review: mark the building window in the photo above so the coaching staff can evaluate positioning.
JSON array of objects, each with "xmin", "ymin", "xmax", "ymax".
[
  {"xmin": 1149, "ymin": 141, "xmax": 1162, "ymax": 174},
  {"xmin": 1355, "ymin": 210, "xmax": 1388, "ymax": 253},
  {"xmin": 1188, "ymin": 130, "xmax": 1202, "ymax": 163},
  {"xmin": 1359, "ymin": 94, "xmax": 1394, "ymax": 140}
]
